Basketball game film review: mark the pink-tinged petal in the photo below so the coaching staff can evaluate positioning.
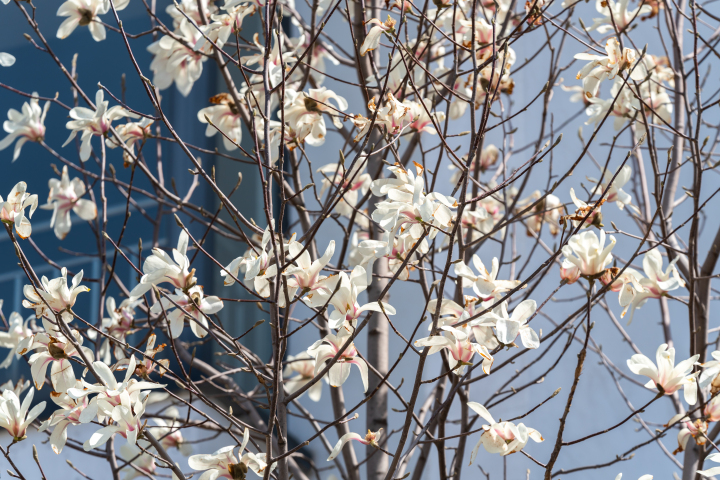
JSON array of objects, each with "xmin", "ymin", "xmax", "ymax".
[{"xmin": 327, "ymin": 433, "xmax": 365, "ymax": 461}]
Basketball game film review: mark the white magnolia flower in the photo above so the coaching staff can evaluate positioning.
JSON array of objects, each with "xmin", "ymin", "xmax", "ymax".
[
  {"xmin": 405, "ymin": 99, "xmax": 446, "ymax": 135},
  {"xmin": 283, "ymin": 87, "xmax": 348, "ymax": 147},
  {"xmin": 428, "ymin": 296, "xmax": 499, "ymax": 350},
  {"xmin": 317, "ymin": 156, "xmax": 372, "ymax": 218},
  {"xmin": 98, "ymin": 296, "xmax": 141, "ymax": 363},
  {"xmin": 454, "ymin": 256, "xmax": 521, "ymax": 301},
  {"xmin": 198, "ymin": 93, "xmax": 244, "ymax": 151},
  {"xmin": 561, "ymin": 229, "xmax": 615, "ymax": 278},
  {"xmin": 56, "ymin": 0, "xmax": 130, "ymax": 42},
  {"xmin": 627, "ymin": 343, "xmax": 698, "ymax": 404},
  {"xmin": 588, "ymin": 0, "xmax": 652, "ymax": 33},
  {"xmin": 196, "ymin": 3, "xmax": 257, "ymax": 50},
  {"xmin": 584, "ymin": 78, "xmax": 640, "ymax": 131},
  {"xmin": 314, "ymin": 266, "xmax": 396, "ymax": 329},
  {"xmin": 575, "ymin": 37, "xmax": 644, "ymax": 99},
  {"xmin": 618, "ymin": 249, "xmax": 685, "ymax": 322},
  {"xmin": 307, "ymin": 327, "xmax": 369, "ymax": 391},
  {"xmin": 221, "ymin": 224, "xmax": 283, "ymax": 297},
  {"xmin": 130, "ymin": 230, "xmax": 196, "ymax": 297},
  {"xmin": 84, "ymin": 395, "xmax": 149, "ymax": 451},
  {"xmin": 290, "ymin": 34, "xmax": 339, "ymax": 86},
  {"xmin": 105, "ymin": 117, "xmax": 153, "ymax": 165},
  {"xmin": 567, "ymin": 188, "xmax": 604, "ymax": 229},
  {"xmin": 587, "ymin": 165, "xmax": 634, "ymax": 211},
  {"xmin": 371, "ymin": 163, "xmax": 457, "ymax": 246},
  {"xmin": 518, "ymin": 191, "xmax": 563, "ymax": 237},
  {"xmin": 0, "ymin": 387, "xmax": 46, "ymax": 441},
  {"xmin": 327, "ymin": 429, "xmax": 383, "ymax": 461},
  {"xmin": 472, "ymin": 300, "xmax": 540, "ymax": 349},
  {"xmin": 0, "ymin": 53, "xmax": 15, "ymax": 67},
  {"xmin": 147, "ymin": 18, "xmax": 207, "ymax": 97},
  {"xmin": 284, "ymin": 352, "xmax": 323, "ymax": 402},
  {"xmin": 23, "ymin": 267, "xmax": 89, "ymax": 323},
  {"xmin": 68, "ymin": 355, "xmax": 164, "ymax": 423},
  {"xmin": 26, "ymin": 330, "xmax": 92, "ymax": 392},
  {"xmin": 283, "ymin": 240, "xmax": 335, "ymax": 308},
  {"xmin": 1, "ymin": 181, "xmax": 38, "ymax": 239},
  {"xmin": 63, "ymin": 90, "xmax": 138, "ymax": 162},
  {"xmin": 467, "ymin": 402, "xmax": 543, "ymax": 462},
  {"xmin": 0, "ymin": 312, "xmax": 34, "ymax": 369},
  {"xmin": 353, "ymin": 232, "xmax": 428, "ymax": 282},
  {"xmin": 121, "ymin": 333, "xmax": 169, "ymax": 379},
  {"xmin": 40, "ymin": 165, "xmax": 97, "ymax": 240},
  {"xmin": 360, "ymin": 15, "xmax": 397, "ymax": 56},
  {"xmin": 188, "ymin": 428, "xmax": 274, "ymax": 478},
  {"xmin": 415, "ymin": 325, "xmax": 493, "ymax": 376},
  {"xmin": 0, "ymin": 93, "xmax": 50, "ymax": 161},
  {"xmin": 38, "ymin": 380, "xmax": 91, "ymax": 454},
  {"xmin": 150, "ymin": 285, "xmax": 223, "ymax": 339}
]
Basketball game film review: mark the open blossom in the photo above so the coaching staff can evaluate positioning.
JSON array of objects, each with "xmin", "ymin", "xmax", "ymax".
[
  {"xmin": 415, "ymin": 325, "xmax": 494, "ymax": 376},
  {"xmin": 327, "ymin": 429, "xmax": 383, "ymax": 461},
  {"xmin": 283, "ymin": 87, "xmax": 348, "ymax": 147},
  {"xmin": 282, "ymin": 240, "xmax": 335, "ymax": 308},
  {"xmin": 198, "ymin": 93, "xmax": 244, "ymax": 151},
  {"xmin": 130, "ymin": 230, "xmax": 196, "ymax": 297},
  {"xmin": 0, "ymin": 387, "xmax": 46, "ymax": 441},
  {"xmin": 38, "ymin": 380, "xmax": 91, "ymax": 453},
  {"xmin": 0, "ymin": 93, "xmax": 49, "ymax": 161},
  {"xmin": 627, "ymin": 343, "xmax": 699, "ymax": 404},
  {"xmin": 405, "ymin": 99, "xmax": 446, "ymax": 135},
  {"xmin": 371, "ymin": 163, "xmax": 457, "ymax": 246},
  {"xmin": 56, "ymin": 0, "xmax": 130, "ymax": 42},
  {"xmin": 587, "ymin": 165, "xmax": 635, "ymax": 211},
  {"xmin": 455, "ymin": 255, "xmax": 521, "ymax": 301},
  {"xmin": 23, "ymin": 267, "xmax": 90, "ymax": 324},
  {"xmin": 123, "ymin": 333, "xmax": 169, "ymax": 380},
  {"xmin": 68, "ymin": 355, "xmax": 165, "ymax": 424},
  {"xmin": 588, "ymin": 0, "xmax": 652, "ymax": 33},
  {"xmin": 150, "ymin": 285, "xmax": 224, "ymax": 339},
  {"xmin": 105, "ymin": 117, "xmax": 153, "ymax": 165},
  {"xmin": 467, "ymin": 402, "xmax": 543, "ymax": 462},
  {"xmin": 352, "ymin": 232, "xmax": 428, "ymax": 282},
  {"xmin": 518, "ymin": 191, "xmax": 562, "ymax": 236},
  {"xmin": 360, "ymin": 15, "xmax": 396, "ymax": 56},
  {"xmin": 317, "ymin": 156, "xmax": 372, "ymax": 219},
  {"xmin": 188, "ymin": 428, "xmax": 274, "ymax": 478},
  {"xmin": 575, "ymin": 37, "xmax": 644, "ymax": 99},
  {"xmin": 472, "ymin": 300, "xmax": 540, "ymax": 349},
  {"xmin": 26, "ymin": 330, "xmax": 93, "ymax": 392},
  {"xmin": 40, "ymin": 165, "xmax": 97, "ymax": 240},
  {"xmin": 0, "ymin": 312, "xmax": 34, "ymax": 369},
  {"xmin": 428, "ymin": 296, "xmax": 499, "ymax": 350},
  {"xmin": 84, "ymin": 394, "xmax": 149, "ymax": 451},
  {"xmin": 561, "ymin": 230, "xmax": 615, "ymax": 278},
  {"xmin": 221, "ymin": 224, "xmax": 282, "ymax": 297},
  {"xmin": 307, "ymin": 327, "xmax": 369, "ymax": 391},
  {"xmin": 147, "ymin": 18, "xmax": 207, "ymax": 97},
  {"xmin": 0, "ymin": 378, "xmax": 30, "ymax": 397},
  {"xmin": 1, "ymin": 181, "xmax": 38, "ymax": 239},
  {"xmin": 63, "ymin": 89, "xmax": 138, "ymax": 162},
  {"xmin": 284, "ymin": 352, "xmax": 323, "ymax": 402},
  {"xmin": 618, "ymin": 249, "xmax": 685, "ymax": 322},
  {"xmin": 196, "ymin": 2, "xmax": 257, "ymax": 50},
  {"xmin": 315, "ymin": 266, "xmax": 396, "ymax": 329}
]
